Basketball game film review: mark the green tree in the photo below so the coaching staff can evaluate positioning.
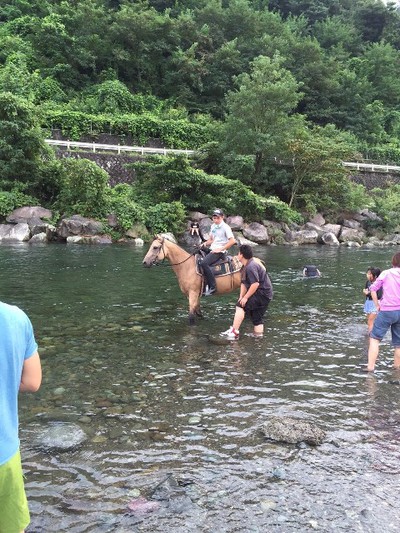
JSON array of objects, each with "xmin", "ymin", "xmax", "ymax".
[
  {"xmin": 0, "ymin": 52, "xmax": 41, "ymax": 101},
  {"xmin": 132, "ymin": 155, "xmax": 299, "ymax": 222},
  {"xmin": 220, "ymin": 54, "xmax": 302, "ymax": 181},
  {"xmin": 360, "ymin": 42, "xmax": 400, "ymax": 108},
  {"xmin": 55, "ymin": 158, "xmax": 109, "ymax": 218},
  {"xmin": 0, "ymin": 91, "xmax": 48, "ymax": 189},
  {"xmin": 282, "ymin": 123, "xmax": 362, "ymax": 213}
]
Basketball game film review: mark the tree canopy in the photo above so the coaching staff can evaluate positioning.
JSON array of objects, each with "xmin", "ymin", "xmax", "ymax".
[{"xmin": 0, "ymin": 0, "xmax": 400, "ymax": 225}]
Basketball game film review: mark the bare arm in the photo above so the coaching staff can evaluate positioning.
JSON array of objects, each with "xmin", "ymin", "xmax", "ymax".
[
  {"xmin": 19, "ymin": 351, "xmax": 42, "ymax": 392},
  {"xmin": 238, "ymin": 282, "xmax": 260, "ymax": 307},
  {"xmin": 371, "ymin": 290, "xmax": 380, "ymax": 311},
  {"xmin": 202, "ymin": 234, "xmax": 214, "ymax": 248}
]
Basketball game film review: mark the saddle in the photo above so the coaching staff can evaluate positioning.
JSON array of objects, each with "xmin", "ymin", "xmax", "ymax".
[{"xmin": 195, "ymin": 251, "xmax": 242, "ymax": 277}]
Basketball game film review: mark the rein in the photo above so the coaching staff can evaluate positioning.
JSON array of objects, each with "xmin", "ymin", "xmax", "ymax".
[{"xmin": 155, "ymin": 239, "xmax": 196, "ymax": 267}]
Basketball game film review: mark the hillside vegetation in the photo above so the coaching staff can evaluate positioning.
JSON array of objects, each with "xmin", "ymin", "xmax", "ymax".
[{"xmin": 1, "ymin": 0, "xmax": 400, "ymax": 235}]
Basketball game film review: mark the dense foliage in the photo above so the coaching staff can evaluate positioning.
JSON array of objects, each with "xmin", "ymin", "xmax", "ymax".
[{"xmin": 0, "ymin": 0, "xmax": 400, "ymax": 234}]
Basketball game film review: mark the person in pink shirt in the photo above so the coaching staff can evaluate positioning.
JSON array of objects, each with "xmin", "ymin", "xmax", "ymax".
[{"xmin": 366, "ymin": 252, "xmax": 400, "ymax": 372}]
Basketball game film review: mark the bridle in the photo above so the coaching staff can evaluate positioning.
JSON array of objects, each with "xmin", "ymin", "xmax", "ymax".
[{"xmin": 153, "ymin": 237, "xmax": 196, "ymax": 267}]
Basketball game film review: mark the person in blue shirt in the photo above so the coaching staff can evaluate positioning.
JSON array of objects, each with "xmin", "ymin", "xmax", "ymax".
[{"xmin": 0, "ymin": 301, "xmax": 41, "ymax": 533}]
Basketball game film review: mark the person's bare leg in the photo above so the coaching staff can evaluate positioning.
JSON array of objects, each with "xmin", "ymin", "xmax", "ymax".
[
  {"xmin": 393, "ymin": 347, "xmax": 400, "ymax": 369},
  {"xmin": 254, "ymin": 324, "xmax": 264, "ymax": 336},
  {"xmin": 367, "ymin": 313, "xmax": 376, "ymax": 333},
  {"xmin": 233, "ymin": 307, "xmax": 245, "ymax": 332},
  {"xmin": 367, "ymin": 338, "xmax": 380, "ymax": 371}
]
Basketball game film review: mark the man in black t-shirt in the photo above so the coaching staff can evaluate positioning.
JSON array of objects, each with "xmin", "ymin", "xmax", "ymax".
[{"xmin": 220, "ymin": 244, "xmax": 273, "ymax": 340}]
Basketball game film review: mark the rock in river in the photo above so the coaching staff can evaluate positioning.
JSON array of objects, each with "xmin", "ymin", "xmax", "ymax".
[
  {"xmin": 262, "ymin": 416, "xmax": 326, "ymax": 445},
  {"xmin": 32, "ymin": 422, "xmax": 88, "ymax": 452}
]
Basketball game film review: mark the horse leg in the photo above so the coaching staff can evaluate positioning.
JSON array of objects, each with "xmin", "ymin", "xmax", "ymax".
[{"xmin": 188, "ymin": 291, "xmax": 201, "ymax": 325}]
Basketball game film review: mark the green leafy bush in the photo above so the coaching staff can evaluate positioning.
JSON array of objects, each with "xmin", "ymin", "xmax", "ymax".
[
  {"xmin": 55, "ymin": 158, "xmax": 109, "ymax": 218},
  {"xmin": 369, "ymin": 185, "xmax": 400, "ymax": 233},
  {"xmin": 132, "ymin": 155, "xmax": 298, "ymax": 222},
  {"xmin": 264, "ymin": 196, "xmax": 303, "ymax": 224},
  {"xmin": 42, "ymin": 109, "xmax": 213, "ymax": 148},
  {"xmin": 361, "ymin": 144, "xmax": 400, "ymax": 165},
  {"xmin": 106, "ymin": 184, "xmax": 146, "ymax": 231},
  {"xmin": 0, "ymin": 190, "xmax": 38, "ymax": 218},
  {"xmin": 145, "ymin": 201, "xmax": 186, "ymax": 235}
]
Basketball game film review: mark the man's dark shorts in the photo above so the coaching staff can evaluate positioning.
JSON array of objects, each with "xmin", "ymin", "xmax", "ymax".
[{"xmin": 237, "ymin": 289, "xmax": 271, "ymax": 326}]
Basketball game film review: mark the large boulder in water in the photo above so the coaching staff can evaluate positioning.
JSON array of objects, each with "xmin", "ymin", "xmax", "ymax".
[
  {"xmin": 319, "ymin": 232, "xmax": 340, "ymax": 246},
  {"xmin": 0, "ymin": 223, "xmax": 31, "ymax": 242},
  {"xmin": 32, "ymin": 422, "xmax": 88, "ymax": 452},
  {"xmin": 57, "ymin": 215, "xmax": 103, "ymax": 238},
  {"xmin": 262, "ymin": 416, "xmax": 326, "ymax": 445}
]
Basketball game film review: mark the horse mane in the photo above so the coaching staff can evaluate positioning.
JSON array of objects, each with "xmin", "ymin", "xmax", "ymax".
[
  {"xmin": 155, "ymin": 233, "xmax": 177, "ymax": 244},
  {"xmin": 155, "ymin": 234, "xmax": 191, "ymax": 258}
]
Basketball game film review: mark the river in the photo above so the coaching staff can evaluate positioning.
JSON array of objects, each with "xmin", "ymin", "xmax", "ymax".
[{"xmin": 2, "ymin": 243, "xmax": 399, "ymax": 532}]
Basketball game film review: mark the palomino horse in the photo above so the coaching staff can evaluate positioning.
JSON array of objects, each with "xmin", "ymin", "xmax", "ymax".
[{"xmin": 142, "ymin": 235, "xmax": 242, "ymax": 324}]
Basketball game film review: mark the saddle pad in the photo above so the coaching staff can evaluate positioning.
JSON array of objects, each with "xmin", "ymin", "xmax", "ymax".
[{"xmin": 196, "ymin": 254, "xmax": 242, "ymax": 277}]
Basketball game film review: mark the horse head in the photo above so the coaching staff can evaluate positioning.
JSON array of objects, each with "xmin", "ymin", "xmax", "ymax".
[{"xmin": 142, "ymin": 235, "xmax": 166, "ymax": 267}]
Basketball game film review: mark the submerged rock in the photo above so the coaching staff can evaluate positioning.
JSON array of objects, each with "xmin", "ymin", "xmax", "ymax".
[
  {"xmin": 262, "ymin": 416, "xmax": 326, "ymax": 445},
  {"xmin": 32, "ymin": 422, "xmax": 88, "ymax": 452},
  {"xmin": 127, "ymin": 496, "xmax": 161, "ymax": 515}
]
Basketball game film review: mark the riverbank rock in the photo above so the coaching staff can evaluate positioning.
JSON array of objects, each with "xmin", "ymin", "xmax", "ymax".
[
  {"xmin": 0, "ymin": 223, "xmax": 31, "ymax": 242},
  {"xmin": 66, "ymin": 235, "xmax": 112, "ymax": 244},
  {"xmin": 226, "ymin": 215, "xmax": 244, "ymax": 230},
  {"xmin": 234, "ymin": 232, "xmax": 258, "ymax": 246},
  {"xmin": 57, "ymin": 215, "xmax": 104, "ymax": 239},
  {"xmin": 309, "ymin": 213, "xmax": 325, "ymax": 226},
  {"xmin": 285, "ymin": 229, "xmax": 319, "ymax": 245},
  {"xmin": 125, "ymin": 222, "xmax": 150, "ymax": 240},
  {"xmin": 6, "ymin": 206, "xmax": 53, "ymax": 223},
  {"xmin": 29, "ymin": 232, "xmax": 48, "ymax": 244},
  {"xmin": 32, "ymin": 422, "xmax": 88, "ymax": 452},
  {"xmin": 321, "ymin": 223, "xmax": 341, "ymax": 237},
  {"xmin": 339, "ymin": 227, "xmax": 366, "ymax": 244},
  {"xmin": 161, "ymin": 232, "xmax": 177, "ymax": 244},
  {"xmin": 243, "ymin": 222, "xmax": 269, "ymax": 243},
  {"xmin": 262, "ymin": 416, "xmax": 326, "ymax": 445},
  {"xmin": 319, "ymin": 232, "xmax": 340, "ymax": 246}
]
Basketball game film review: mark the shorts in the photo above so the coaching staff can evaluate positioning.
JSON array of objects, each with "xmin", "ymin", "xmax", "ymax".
[
  {"xmin": 364, "ymin": 299, "xmax": 378, "ymax": 314},
  {"xmin": 370, "ymin": 310, "xmax": 400, "ymax": 347},
  {"xmin": 0, "ymin": 449, "xmax": 30, "ymax": 533},
  {"xmin": 237, "ymin": 290, "xmax": 271, "ymax": 326}
]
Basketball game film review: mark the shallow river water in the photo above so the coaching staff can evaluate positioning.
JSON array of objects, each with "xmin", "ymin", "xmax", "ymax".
[{"xmin": 2, "ymin": 243, "xmax": 400, "ymax": 532}]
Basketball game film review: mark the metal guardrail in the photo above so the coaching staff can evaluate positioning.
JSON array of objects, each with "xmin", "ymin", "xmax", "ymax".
[
  {"xmin": 342, "ymin": 161, "xmax": 400, "ymax": 173},
  {"xmin": 44, "ymin": 139, "xmax": 195, "ymax": 156},
  {"xmin": 45, "ymin": 140, "xmax": 400, "ymax": 172}
]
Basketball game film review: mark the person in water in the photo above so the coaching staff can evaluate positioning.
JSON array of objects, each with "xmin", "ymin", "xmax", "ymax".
[
  {"xmin": 363, "ymin": 267, "xmax": 382, "ymax": 333},
  {"xmin": 220, "ymin": 244, "xmax": 273, "ymax": 340},
  {"xmin": 366, "ymin": 252, "xmax": 400, "ymax": 372},
  {"xmin": 0, "ymin": 300, "xmax": 41, "ymax": 533},
  {"xmin": 200, "ymin": 208, "xmax": 235, "ymax": 296},
  {"xmin": 303, "ymin": 265, "xmax": 321, "ymax": 278}
]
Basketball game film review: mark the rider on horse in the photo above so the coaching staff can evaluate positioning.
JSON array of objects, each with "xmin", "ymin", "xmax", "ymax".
[{"xmin": 200, "ymin": 209, "xmax": 236, "ymax": 296}]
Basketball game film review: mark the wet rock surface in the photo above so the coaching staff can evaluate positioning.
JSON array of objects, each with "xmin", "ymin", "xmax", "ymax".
[
  {"xmin": 31, "ymin": 422, "xmax": 88, "ymax": 452},
  {"xmin": 262, "ymin": 416, "xmax": 326, "ymax": 445}
]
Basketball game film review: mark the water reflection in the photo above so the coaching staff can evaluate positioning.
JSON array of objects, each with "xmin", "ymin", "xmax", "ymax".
[{"xmin": 0, "ymin": 244, "xmax": 398, "ymax": 531}]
